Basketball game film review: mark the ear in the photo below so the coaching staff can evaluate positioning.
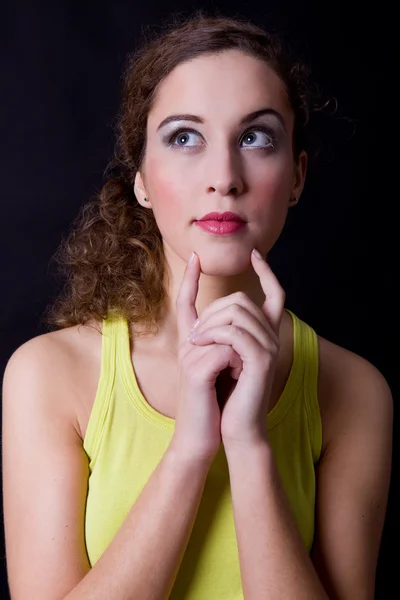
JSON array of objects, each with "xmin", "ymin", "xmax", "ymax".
[
  {"xmin": 290, "ymin": 150, "xmax": 308, "ymax": 205},
  {"xmin": 134, "ymin": 170, "xmax": 151, "ymax": 208}
]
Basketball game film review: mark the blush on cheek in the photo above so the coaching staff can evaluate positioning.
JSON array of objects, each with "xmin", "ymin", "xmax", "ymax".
[
  {"xmin": 253, "ymin": 177, "xmax": 291, "ymax": 208},
  {"xmin": 146, "ymin": 173, "xmax": 188, "ymax": 236},
  {"xmin": 249, "ymin": 153, "xmax": 293, "ymax": 199},
  {"xmin": 145, "ymin": 156, "xmax": 185, "ymax": 206},
  {"xmin": 152, "ymin": 178, "xmax": 183, "ymax": 208},
  {"xmin": 273, "ymin": 163, "xmax": 293, "ymax": 200}
]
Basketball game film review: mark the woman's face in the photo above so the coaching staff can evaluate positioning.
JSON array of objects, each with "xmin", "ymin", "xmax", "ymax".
[{"xmin": 135, "ymin": 49, "xmax": 306, "ymax": 275}]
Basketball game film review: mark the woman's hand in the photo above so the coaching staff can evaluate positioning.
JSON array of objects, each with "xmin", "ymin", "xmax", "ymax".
[
  {"xmin": 171, "ymin": 251, "xmax": 243, "ymax": 464},
  {"xmin": 187, "ymin": 249, "xmax": 285, "ymax": 448}
]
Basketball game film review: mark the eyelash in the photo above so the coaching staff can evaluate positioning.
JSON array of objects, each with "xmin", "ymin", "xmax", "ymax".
[{"xmin": 166, "ymin": 125, "xmax": 277, "ymax": 151}]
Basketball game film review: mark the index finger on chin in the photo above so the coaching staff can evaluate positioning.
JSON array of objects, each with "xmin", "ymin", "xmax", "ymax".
[
  {"xmin": 251, "ymin": 252, "xmax": 286, "ymax": 335},
  {"xmin": 176, "ymin": 251, "xmax": 200, "ymax": 340}
]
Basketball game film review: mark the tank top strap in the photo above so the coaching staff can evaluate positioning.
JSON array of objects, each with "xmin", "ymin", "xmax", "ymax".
[
  {"xmin": 287, "ymin": 311, "xmax": 322, "ymax": 464},
  {"xmin": 83, "ymin": 314, "xmax": 118, "ymax": 468}
]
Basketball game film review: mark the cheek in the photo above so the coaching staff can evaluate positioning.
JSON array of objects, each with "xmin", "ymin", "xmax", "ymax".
[
  {"xmin": 144, "ymin": 161, "xmax": 189, "ymax": 235},
  {"xmin": 250, "ymin": 154, "xmax": 293, "ymax": 200},
  {"xmin": 146, "ymin": 153, "xmax": 177, "ymax": 197},
  {"xmin": 247, "ymin": 157, "xmax": 293, "ymax": 246}
]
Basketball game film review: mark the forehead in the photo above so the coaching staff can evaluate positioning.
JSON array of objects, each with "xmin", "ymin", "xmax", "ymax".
[{"xmin": 148, "ymin": 50, "xmax": 294, "ymax": 129}]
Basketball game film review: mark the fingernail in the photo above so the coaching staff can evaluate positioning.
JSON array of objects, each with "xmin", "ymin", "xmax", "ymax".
[
  {"xmin": 252, "ymin": 248, "xmax": 263, "ymax": 260},
  {"xmin": 192, "ymin": 318, "xmax": 200, "ymax": 329},
  {"xmin": 189, "ymin": 251, "xmax": 196, "ymax": 265},
  {"xmin": 187, "ymin": 331, "xmax": 197, "ymax": 342}
]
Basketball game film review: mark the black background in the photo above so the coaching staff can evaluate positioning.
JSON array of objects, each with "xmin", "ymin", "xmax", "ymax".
[{"xmin": 1, "ymin": 1, "xmax": 397, "ymax": 597}]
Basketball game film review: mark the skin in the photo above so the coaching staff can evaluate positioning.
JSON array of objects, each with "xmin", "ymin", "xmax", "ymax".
[
  {"xmin": 134, "ymin": 49, "xmax": 307, "ymax": 355},
  {"xmin": 2, "ymin": 46, "xmax": 393, "ymax": 600},
  {"xmin": 174, "ymin": 247, "xmax": 287, "ymax": 450}
]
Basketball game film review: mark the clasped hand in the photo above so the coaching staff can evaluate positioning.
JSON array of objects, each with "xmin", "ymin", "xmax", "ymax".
[{"xmin": 174, "ymin": 249, "xmax": 285, "ymax": 455}]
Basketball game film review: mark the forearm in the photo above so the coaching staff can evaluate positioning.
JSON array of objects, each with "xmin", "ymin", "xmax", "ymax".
[
  {"xmin": 65, "ymin": 446, "xmax": 211, "ymax": 600},
  {"xmin": 226, "ymin": 439, "xmax": 328, "ymax": 600}
]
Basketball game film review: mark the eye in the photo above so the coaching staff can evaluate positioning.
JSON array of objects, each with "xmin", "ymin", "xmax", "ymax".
[
  {"xmin": 240, "ymin": 126, "xmax": 276, "ymax": 149},
  {"xmin": 168, "ymin": 128, "xmax": 203, "ymax": 148},
  {"xmin": 167, "ymin": 125, "xmax": 276, "ymax": 150}
]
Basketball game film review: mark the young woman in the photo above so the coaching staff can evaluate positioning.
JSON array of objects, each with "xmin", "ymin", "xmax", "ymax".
[{"xmin": 2, "ymin": 12, "xmax": 393, "ymax": 600}]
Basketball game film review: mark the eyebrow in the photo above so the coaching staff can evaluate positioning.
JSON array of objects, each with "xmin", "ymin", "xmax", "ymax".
[{"xmin": 156, "ymin": 108, "xmax": 286, "ymax": 132}]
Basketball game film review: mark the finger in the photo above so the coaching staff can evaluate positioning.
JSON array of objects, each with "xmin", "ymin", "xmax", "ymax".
[
  {"xmin": 192, "ymin": 292, "xmax": 268, "ymax": 335},
  {"xmin": 251, "ymin": 250, "xmax": 286, "ymax": 335},
  {"xmin": 186, "ymin": 342, "xmax": 243, "ymax": 385},
  {"xmin": 176, "ymin": 251, "xmax": 201, "ymax": 342},
  {"xmin": 189, "ymin": 305, "xmax": 274, "ymax": 350},
  {"xmin": 189, "ymin": 325, "xmax": 278, "ymax": 372}
]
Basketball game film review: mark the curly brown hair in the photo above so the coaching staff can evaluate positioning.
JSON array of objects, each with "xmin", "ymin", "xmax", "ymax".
[{"xmin": 44, "ymin": 9, "xmax": 320, "ymax": 336}]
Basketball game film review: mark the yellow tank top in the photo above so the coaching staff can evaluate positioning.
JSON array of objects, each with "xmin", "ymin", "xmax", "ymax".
[{"xmin": 83, "ymin": 309, "xmax": 322, "ymax": 599}]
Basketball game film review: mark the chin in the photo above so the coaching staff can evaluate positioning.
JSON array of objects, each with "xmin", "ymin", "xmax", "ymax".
[{"xmin": 196, "ymin": 250, "xmax": 252, "ymax": 276}]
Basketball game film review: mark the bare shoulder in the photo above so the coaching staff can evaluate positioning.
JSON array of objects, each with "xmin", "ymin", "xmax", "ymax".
[
  {"xmin": 5, "ymin": 320, "xmax": 102, "ymax": 366},
  {"xmin": 316, "ymin": 333, "xmax": 393, "ymax": 452},
  {"xmin": 2, "ymin": 323, "xmax": 103, "ymax": 598},
  {"xmin": 307, "ymin": 332, "xmax": 393, "ymax": 596},
  {"xmin": 2, "ymin": 320, "xmax": 103, "ymax": 438}
]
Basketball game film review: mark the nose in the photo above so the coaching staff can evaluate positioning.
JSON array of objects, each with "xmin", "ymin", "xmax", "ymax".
[{"xmin": 205, "ymin": 146, "xmax": 244, "ymax": 198}]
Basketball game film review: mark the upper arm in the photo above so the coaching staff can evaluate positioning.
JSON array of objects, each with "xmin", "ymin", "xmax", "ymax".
[
  {"xmin": 311, "ymin": 343, "xmax": 393, "ymax": 600},
  {"xmin": 2, "ymin": 336, "xmax": 91, "ymax": 600}
]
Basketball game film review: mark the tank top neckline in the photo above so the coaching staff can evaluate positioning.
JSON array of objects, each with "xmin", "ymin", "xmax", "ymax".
[{"xmin": 110, "ymin": 308, "xmax": 303, "ymax": 431}]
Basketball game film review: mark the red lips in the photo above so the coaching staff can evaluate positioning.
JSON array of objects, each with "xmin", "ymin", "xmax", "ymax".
[{"xmin": 197, "ymin": 212, "xmax": 246, "ymax": 222}]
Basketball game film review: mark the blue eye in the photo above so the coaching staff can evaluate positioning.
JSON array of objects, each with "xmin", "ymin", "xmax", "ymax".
[
  {"xmin": 167, "ymin": 126, "xmax": 276, "ymax": 150},
  {"xmin": 170, "ymin": 129, "xmax": 201, "ymax": 148},
  {"xmin": 241, "ymin": 127, "xmax": 276, "ymax": 148}
]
